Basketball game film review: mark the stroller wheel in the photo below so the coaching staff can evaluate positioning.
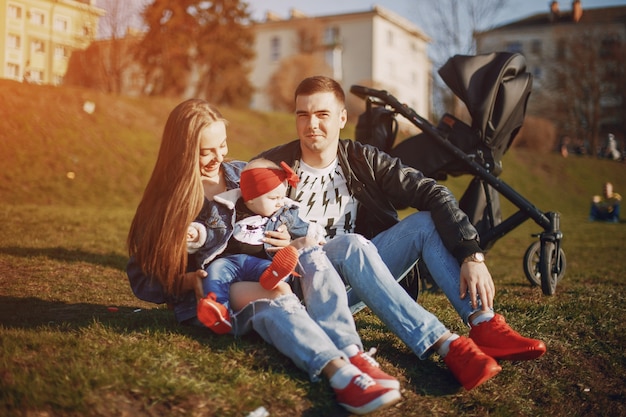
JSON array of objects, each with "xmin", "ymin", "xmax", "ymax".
[{"xmin": 523, "ymin": 241, "xmax": 566, "ymax": 292}]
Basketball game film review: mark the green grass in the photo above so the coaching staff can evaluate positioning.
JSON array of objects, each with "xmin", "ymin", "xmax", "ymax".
[{"xmin": 1, "ymin": 80, "xmax": 626, "ymax": 416}]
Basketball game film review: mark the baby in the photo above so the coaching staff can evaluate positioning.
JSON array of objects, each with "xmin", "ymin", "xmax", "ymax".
[{"xmin": 187, "ymin": 159, "xmax": 325, "ymax": 333}]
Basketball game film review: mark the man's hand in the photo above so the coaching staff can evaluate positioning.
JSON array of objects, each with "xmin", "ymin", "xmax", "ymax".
[
  {"xmin": 459, "ymin": 261, "xmax": 495, "ymax": 310},
  {"xmin": 264, "ymin": 225, "xmax": 291, "ymax": 253}
]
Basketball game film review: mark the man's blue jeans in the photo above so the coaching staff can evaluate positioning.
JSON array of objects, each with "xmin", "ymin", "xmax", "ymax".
[{"xmin": 320, "ymin": 211, "xmax": 478, "ymax": 359}]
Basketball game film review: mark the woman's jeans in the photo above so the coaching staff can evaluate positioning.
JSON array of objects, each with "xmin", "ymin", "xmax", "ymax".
[
  {"xmin": 229, "ymin": 246, "xmax": 362, "ymax": 381},
  {"xmin": 322, "ymin": 211, "xmax": 477, "ymax": 359}
]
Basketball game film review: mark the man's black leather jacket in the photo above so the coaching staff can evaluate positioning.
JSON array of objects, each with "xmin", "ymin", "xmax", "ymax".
[{"xmin": 256, "ymin": 139, "xmax": 482, "ymax": 264}]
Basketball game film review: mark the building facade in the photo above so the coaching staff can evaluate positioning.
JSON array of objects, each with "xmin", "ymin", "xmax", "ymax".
[
  {"xmin": 0, "ymin": 0, "xmax": 104, "ymax": 85},
  {"xmin": 474, "ymin": 1, "xmax": 625, "ymax": 144},
  {"xmin": 250, "ymin": 6, "xmax": 431, "ymax": 120}
]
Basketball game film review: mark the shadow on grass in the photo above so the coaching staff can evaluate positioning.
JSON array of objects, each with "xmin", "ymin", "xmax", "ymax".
[
  {"xmin": 0, "ymin": 295, "xmax": 173, "ymax": 330},
  {"xmin": 358, "ymin": 319, "xmax": 462, "ymax": 397},
  {"xmin": 0, "ymin": 295, "xmax": 351, "ymax": 416},
  {"xmin": 0, "ymin": 246, "xmax": 127, "ymax": 270}
]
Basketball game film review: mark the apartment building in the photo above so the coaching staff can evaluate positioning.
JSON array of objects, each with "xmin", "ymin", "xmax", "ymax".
[
  {"xmin": 474, "ymin": 0, "xmax": 625, "ymax": 140},
  {"xmin": 250, "ymin": 6, "xmax": 431, "ymax": 119},
  {"xmin": 1, "ymin": 0, "xmax": 104, "ymax": 85}
]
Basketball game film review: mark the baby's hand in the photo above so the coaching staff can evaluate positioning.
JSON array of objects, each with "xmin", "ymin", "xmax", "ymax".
[
  {"xmin": 187, "ymin": 222, "xmax": 207, "ymax": 254},
  {"xmin": 187, "ymin": 225, "xmax": 200, "ymax": 242}
]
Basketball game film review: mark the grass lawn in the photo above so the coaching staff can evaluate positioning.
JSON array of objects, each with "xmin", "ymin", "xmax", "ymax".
[{"xmin": 1, "ymin": 80, "xmax": 626, "ymax": 416}]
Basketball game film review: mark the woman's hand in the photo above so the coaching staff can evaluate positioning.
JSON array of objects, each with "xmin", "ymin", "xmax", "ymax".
[
  {"xmin": 264, "ymin": 224, "xmax": 291, "ymax": 253},
  {"xmin": 181, "ymin": 269, "xmax": 207, "ymax": 301}
]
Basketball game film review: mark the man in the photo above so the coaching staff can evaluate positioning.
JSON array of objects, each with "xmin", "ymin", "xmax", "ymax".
[
  {"xmin": 589, "ymin": 181, "xmax": 621, "ymax": 222},
  {"xmin": 257, "ymin": 76, "xmax": 546, "ymax": 390}
]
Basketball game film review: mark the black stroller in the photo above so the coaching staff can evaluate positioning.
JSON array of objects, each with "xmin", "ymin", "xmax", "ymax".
[{"xmin": 351, "ymin": 52, "xmax": 565, "ymax": 296}]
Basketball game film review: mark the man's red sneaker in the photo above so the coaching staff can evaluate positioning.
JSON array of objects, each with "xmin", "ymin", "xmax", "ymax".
[
  {"xmin": 260, "ymin": 245, "xmax": 299, "ymax": 290},
  {"xmin": 335, "ymin": 373, "xmax": 401, "ymax": 415},
  {"xmin": 349, "ymin": 350, "xmax": 400, "ymax": 390},
  {"xmin": 469, "ymin": 314, "xmax": 547, "ymax": 360},
  {"xmin": 443, "ymin": 336, "xmax": 502, "ymax": 390},
  {"xmin": 197, "ymin": 292, "xmax": 232, "ymax": 334}
]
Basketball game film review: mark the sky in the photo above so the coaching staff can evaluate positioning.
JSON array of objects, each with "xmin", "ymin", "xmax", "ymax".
[{"xmin": 246, "ymin": 0, "xmax": 626, "ymax": 28}]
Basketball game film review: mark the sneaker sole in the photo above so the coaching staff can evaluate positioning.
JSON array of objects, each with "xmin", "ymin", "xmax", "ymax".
[
  {"xmin": 477, "ymin": 346, "xmax": 546, "ymax": 361},
  {"xmin": 374, "ymin": 379, "xmax": 401, "ymax": 390},
  {"xmin": 260, "ymin": 247, "xmax": 299, "ymax": 290},
  {"xmin": 463, "ymin": 364, "xmax": 502, "ymax": 390},
  {"xmin": 199, "ymin": 302, "xmax": 232, "ymax": 334},
  {"xmin": 339, "ymin": 389, "xmax": 401, "ymax": 415}
]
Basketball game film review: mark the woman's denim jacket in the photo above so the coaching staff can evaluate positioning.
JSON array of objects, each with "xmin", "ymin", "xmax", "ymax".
[{"xmin": 126, "ymin": 161, "xmax": 245, "ymax": 323}]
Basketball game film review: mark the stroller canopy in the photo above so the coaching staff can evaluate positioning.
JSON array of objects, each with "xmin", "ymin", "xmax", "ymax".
[{"xmin": 438, "ymin": 52, "xmax": 532, "ymax": 158}]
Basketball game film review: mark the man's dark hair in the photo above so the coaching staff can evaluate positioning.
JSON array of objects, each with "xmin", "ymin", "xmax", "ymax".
[{"xmin": 294, "ymin": 76, "xmax": 345, "ymax": 106}]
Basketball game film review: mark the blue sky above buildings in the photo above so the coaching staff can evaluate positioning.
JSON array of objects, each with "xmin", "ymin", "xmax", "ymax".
[{"xmin": 246, "ymin": 0, "xmax": 626, "ymax": 28}]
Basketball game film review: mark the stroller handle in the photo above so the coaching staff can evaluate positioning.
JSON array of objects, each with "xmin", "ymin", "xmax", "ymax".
[
  {"xmin": 350, "ymin": 85, "xmax": 400, "ymax": 109},
  {"xmin": 350, "ymin": 85, "xmax": 437, "ymax": 138},
  {"xmin": 349, "ymin": 85, "xmax": 386, "ymax": 100}
]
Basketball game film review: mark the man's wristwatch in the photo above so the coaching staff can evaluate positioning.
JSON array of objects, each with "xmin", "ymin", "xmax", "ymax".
[{"xmin": 463, "ymin": 252, "xmax": 485, "ymax": 264}]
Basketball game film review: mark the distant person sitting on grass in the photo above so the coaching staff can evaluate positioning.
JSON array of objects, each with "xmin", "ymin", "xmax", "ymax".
[
  {"xmin": 188, "ymin": 158, "xmax": 326, "ymax": 334},
  {"xmin": 589, "ymin": 182, "xmax": 621, "ymax": 223}
]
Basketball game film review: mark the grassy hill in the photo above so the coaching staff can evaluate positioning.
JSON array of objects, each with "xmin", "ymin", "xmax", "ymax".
[
  {"xmin": 0, "ymin": 79, "xmax": 298, "ymax": 208},
  {"xmin": 1, "ymin": 80, "xmax": 626, "ymax": 417},
  {"xmin": 2, "ymin": 79, "xmax": 624, "ymax": 215}
]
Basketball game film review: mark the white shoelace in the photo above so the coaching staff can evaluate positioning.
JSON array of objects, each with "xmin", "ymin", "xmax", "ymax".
[
  {"xmin": 360, "ymin": 348, "xmax": 380, "ymax": 368},
  {"xmin": 353, "ymin": 373, "xmax": 376, "ymax": 390}
]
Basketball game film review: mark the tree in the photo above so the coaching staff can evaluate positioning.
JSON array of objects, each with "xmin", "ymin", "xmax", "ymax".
[
  {"xmin": 64, "ymin": 35, "xmax": 142, "ymax": 94},
  {"xmin": 137, "ymin": 0, "xmax": 254, "ymax": 105},
  {"xmin": 409, "ymin": 0, "xmax": 510, "ymax": 120},
  {"xmin": 96, "ymin": 0, "xmax": 148, "ymax": 93},
  {"xmin": 532, "ymin": 28, "xmax": 626, "ymax": 155},
  {"xmin": 266, "ymin": 18, "xmax": 332, "ymax": 112}
]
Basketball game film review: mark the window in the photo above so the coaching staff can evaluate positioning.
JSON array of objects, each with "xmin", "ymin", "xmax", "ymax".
[
  {"xmin": 54, "ymin": 16, "xmax": 69, "ymax": 32},
  {"xmin": 6, "ymin": 63, "xmax": 20, "ymax": 79},
  {"xmin": 533, "ymin": 67, "xmax": 542, "ymax": 80},
  {"xmin": 9, "ymin": 4, "xmax": 23, "ymax": 19},
  {"xmin": 387, "ymin": 30, "xmax": 394, "ymax": 47},
  {"xmin": 325, "ymin": 26, "xmax": 340, "ymax": 45},
  {"xmin": 8, "ymin": 34, "xmax": 21, "ymax": 49},
  {"xmin": 600, "ymin": 35, "xmax": 620, "ymax": 59},
  {"xmin": 506, "ymin": 41, "xmax": 523, "ymax": 54},
  {"xmin": 531, "ymin": 39, "xmax": 542, "ymax": 55},
  {"xmin": 556, "ymin": 39, "xmax": 566, "ymax": 60},
  {"xmin": 325, "ymin": 50, "xmax": 333, "ymax": 67},
  {"xmin": 32, "ymin": 39, "xmax": 45, "ymax": 53},
  {"xmin": 29, "ymin": 70, "xmax": 43, "ymax": 83},
  {"xmin": 270, "ymin": 36, "xmax": 280, "ymax": 62},
  {"xmin": 130, "ymin": 73, "xmax": 144, "ymax": 89},
  {"xmin": 30, "ymin": 10, "xmax": 45, "ymax": 25},
  {"xmin": 54, "ymin": 45, "xmax": 69, "ymax": 59}
]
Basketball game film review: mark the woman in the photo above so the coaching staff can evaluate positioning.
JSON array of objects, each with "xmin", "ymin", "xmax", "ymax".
[{"xmin": 126, "ymin": 99, "xmax": 400, "ymax": 415}]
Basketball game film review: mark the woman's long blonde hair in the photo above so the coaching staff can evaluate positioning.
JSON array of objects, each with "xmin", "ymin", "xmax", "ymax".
[{"xmin": 127, "ymin": 99, "xmax": 227, "ymax": 294}]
